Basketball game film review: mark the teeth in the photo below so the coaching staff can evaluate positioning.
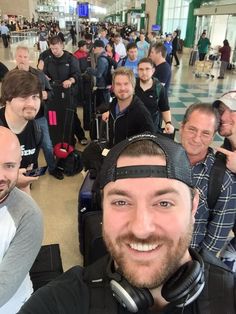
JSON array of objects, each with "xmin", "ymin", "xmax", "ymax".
[{"xmin": 129, "ymin": 243, "xmax": 158, "ymax": 251}]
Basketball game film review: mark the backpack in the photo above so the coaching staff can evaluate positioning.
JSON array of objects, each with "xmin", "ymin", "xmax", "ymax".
[
  {"xmin": 99, "ymin": 55, "xmax": 117, "ymax": 86},
  {"xmin": 207, "ymin": 138, "xmax": 231, "ymax": 209},
  {"xmin": 57, "ymin": 149, "xmax": 83, "ymax": 176},
  {"xmin": 120, "ymin": 56, "xmax": 128, "ymax": 67}
]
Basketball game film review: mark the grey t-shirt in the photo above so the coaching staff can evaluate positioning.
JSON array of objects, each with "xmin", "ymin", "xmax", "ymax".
[{"xmin": 0, "ymin": 188, "xmax": 43, "ymax": 313}]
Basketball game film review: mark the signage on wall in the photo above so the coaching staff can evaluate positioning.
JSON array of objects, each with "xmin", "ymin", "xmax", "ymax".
[
  {"xmin": 152, "ymin": 24, "xmax": 161, "ymax": 31},
  {"xmin": 77, "ymin": 2, "xmax": 89, "ymax": 18}
]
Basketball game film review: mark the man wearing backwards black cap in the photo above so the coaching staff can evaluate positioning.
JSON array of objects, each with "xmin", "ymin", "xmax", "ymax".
[
  {"xmin": 18, "ymin": 133, "xmax": 235, "ymax": 314},
  {"xmin": 213, "ymin": 91, "xmax": 236, "ymax": 173},
  {"xmin": 212, "ymin": 92, "xmax": 236, "ymax": 270}
]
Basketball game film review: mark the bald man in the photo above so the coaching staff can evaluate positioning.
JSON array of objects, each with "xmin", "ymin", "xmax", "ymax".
[{"xmin": 0, "ymin": 126, "xmax": 43, "ymax": 314}]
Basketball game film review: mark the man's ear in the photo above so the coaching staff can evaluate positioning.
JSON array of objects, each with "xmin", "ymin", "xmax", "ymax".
[
  {"xmin": 191, "ymin": 188, "xmax": 199, "ymax": 223},
  {"xmin": 179, "ymin": 122, "xmax": 183, "ymax": 137}
]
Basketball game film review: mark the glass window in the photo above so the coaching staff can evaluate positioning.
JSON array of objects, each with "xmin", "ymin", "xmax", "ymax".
[{"xmin": 163, "ymin": 0, "xmax": 189, "ymax": 38}]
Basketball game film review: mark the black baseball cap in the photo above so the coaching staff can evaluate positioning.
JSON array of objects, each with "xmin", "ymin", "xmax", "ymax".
[
  {"xmin": 99, "ymin": 133, "xmax": 193, "ymax": 189},
  {"xmin": 93, "ymin": 39, "xmax": 105, "ymax": 48}
]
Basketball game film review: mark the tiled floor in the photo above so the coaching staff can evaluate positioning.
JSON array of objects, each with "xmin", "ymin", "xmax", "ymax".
[{"xmin": 1, "ymin": 36, "xmax": 236, "ymax": 270}]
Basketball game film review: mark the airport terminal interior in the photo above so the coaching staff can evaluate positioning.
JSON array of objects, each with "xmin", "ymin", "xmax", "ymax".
[{"xmin": 0, "ymin": 26, "xmax": 236, "ymax": 271}]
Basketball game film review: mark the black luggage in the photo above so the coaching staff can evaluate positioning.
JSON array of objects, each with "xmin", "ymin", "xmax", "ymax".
[
  {"xmin": 83, "ymin": 211, "xmax": 107, "ymax": 266},
  {"xmin": 78, "ymin": 172, "xmax": 97, "ymax": 254},
  {"xmin": 47, "ymin": 85, "xmax": 75, "ymax": 146},
  {"xmin": 90, "ymin": 87, "xmax": 110, "ymax": 141},
  {"xmin": 29, "ymin": 244, "xmax": 63, "ymax": 291}
]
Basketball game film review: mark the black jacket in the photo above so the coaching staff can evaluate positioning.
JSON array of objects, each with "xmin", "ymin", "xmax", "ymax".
[
  {"xmin": 18, "ymin": 249, "xmax": 236, "ymax": 314},
  {"xmin": 108, "ymin": 95, "xmax": 155, "ymax": 147},
  {"xmin": 43, "ymin": 51, "xmax": 80, "ymax": 84}
]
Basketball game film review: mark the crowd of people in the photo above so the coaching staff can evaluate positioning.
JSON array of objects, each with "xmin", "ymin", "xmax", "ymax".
[{"xmin": 0, "ymin": 21, "xmax": 236, "ymax": 314}]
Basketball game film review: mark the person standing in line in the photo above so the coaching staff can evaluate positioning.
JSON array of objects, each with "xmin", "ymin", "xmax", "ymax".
[
  {"xmin": 149, "ymin": 42, "xmax": 171, "ymax": 94},
  {"xmin": 218, "ymin": 39, "xmax": 231, "ymax": 79},
  {"xmin": 38, "ymin": 25, "xmax": 48, "ymax": 52},
  {"xmin": 197, "ymin": 32, "xmax": 211, "ymax": 61},
  {"xmin": 113, "ymin": 33, "xmax": 127, "ymax": 60},
  {"xmin": 43, "ymin": 36, "xmax": 88, "ymax": 145},
  {"xmin": 136, "ymin": 32, "xmax": 150, "ymax": 60},
  {"xmin": 163, "ymin": 34, "xmax": 172, "ymax": 65},
  {"xmin": 55, "ymin": 25, "xmax": 65, "ymax": 43},
  {"xmin": 171, "ymin": 30, "xmax": 180, "ymax": 66},
  {"xmin": 118, "ymin": 43, "xmax": 139, "ymax": 77},
  {"xmin": 135, "ymin": 58, "xmax": 174, "ymax": 134},
  {"xmin": 180, "ymin": 103, "xmax": 236, "ymax": 254},
  {"xmin": 15, "ymin": 45, "xmax": 64, "ymax": 180},
  {"xmin": 0, "ymin": 22, "xmax": 10, "ymax": 48},
  {"xmin": 17, "ymin": 133, "xmax": 236, "ymax": 314},
  {"xmin": 0, "ymin": 70, "xmax": 43, "ymax": 194},
  {"xmin": 0, "ymin": 126, "xmax": 43, "ymax": 314},
  {"xmin": 102, "ymin": 67, "xmax": 155, "ymax": 147},
  {"xmin": 70, "ymin": 25, "xmax": 77, "ymax": 46}
]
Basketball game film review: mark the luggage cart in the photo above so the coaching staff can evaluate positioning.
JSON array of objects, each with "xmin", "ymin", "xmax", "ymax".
[{"xmin": 193, "ymin": 60, "xmax": 214, "ymax": 79}]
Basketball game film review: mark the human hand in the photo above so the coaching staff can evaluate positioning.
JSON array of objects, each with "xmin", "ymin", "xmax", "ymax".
[
  {"xmin": 102, "ymin": 111, "xmax": 109, "ymax": 122},
  {"xmin": 164, "ymin": 123, "xmax": 175, "ymax": 134},
  {"xmin": 42, "ymin": 91, "xmax": 48, "ymax": 100},
  {"xmin": 17, "ymin": 168, "xmax": 39, "ymax": 194},
  {"xmin": 62, "ymin": 79, "xmax": 73, "ymax": 89},
  {"xmin": 216, "ymin": 147, "xmax": 236, "ymax": 173}
]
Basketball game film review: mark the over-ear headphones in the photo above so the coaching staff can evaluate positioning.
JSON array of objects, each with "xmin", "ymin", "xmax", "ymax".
[{"xmin": 106, "ymin": 248, "xmax": 205, "ymax": 313}]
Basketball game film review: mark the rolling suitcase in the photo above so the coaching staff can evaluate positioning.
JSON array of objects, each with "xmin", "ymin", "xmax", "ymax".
[
  {"xmin": 189, "ymin": 50, "xmax": 198, "ymax": 66},
  {"xmin": 90, "ymin": 87, "xmax": 110, "ymax": 141},
  {"xmin": 83, "ymin": 211, "xmax": 107, "ymax": 266},
  {"xmin": 47, "ymin": 85, "xmax": 74, "ymax": 146},
  {"xmin": 78, "ymin": 172, "xmax": 101, "ymax": 254}
]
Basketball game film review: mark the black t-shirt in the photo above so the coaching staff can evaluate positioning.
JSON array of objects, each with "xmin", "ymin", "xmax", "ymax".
[
  {"xmin": 153, "ymin": 62, "xmax": 171, "ymax": 92},
  {"xmin": 135, "ymin": 78, "xmax": 169, "ymax": 115},
  {"xmin": 0, "ymin": 108, "xmax": 40, "ymax": 169}
]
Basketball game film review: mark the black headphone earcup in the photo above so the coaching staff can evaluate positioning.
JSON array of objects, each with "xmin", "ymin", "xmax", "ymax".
[
  {"xmin": 162, "ymin": 260, "xmax": 202, "ymax": 304},
  {"xmin": 110, "ymin": 277, "xmax": 153, "ymax": 312}
]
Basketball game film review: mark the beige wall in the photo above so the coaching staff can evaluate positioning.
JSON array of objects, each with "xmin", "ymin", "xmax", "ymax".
[
  {"xmin": 0, "ymin": 0, "xmax": 37, "ymax": 20},
  {"xmin": 145, "ymin": 0, "xmax": 157, "ymax": 32}
]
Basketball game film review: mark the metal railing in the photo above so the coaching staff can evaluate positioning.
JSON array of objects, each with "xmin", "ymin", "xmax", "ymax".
[{"xmin": 9, "ymin": 29, "xmax": 38, "ymax": 44}]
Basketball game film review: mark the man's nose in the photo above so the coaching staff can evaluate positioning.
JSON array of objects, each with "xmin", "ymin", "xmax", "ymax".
[{"xmin": 129, "ymin": 205, "xmax": 155, "ymax": 239}]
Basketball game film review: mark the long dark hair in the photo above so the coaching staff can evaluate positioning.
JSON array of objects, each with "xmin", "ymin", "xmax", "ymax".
[
  {"xmin": 105, "ymin": 41, "xmax": 116, "ymax": 58},
  {"xmin": 223, "ymin": 39, "xmax": 229, "ymax": 46}
]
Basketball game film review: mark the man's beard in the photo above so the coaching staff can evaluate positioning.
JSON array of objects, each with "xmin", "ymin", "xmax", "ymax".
[
  {"xmin": 23, "ymin": 108, "xmax": 37, "ymax": 120},
  {"xmin": 116, "ymin": 94, "xmax": 133, "ymax": 102},
  {"xmin": 0, "ymin": 179, "xmax": 15, "ymax": 202},
  {"xmin": 219, "ymin": 125, "xmax": 233, "ymax": 138},
  {"xmin": 140, "ymin": 78, "xmax": 151, "ymax": 84},
  {"xmin": 103, "ymin": 222, "xmax": 193, "ymax": 289}
]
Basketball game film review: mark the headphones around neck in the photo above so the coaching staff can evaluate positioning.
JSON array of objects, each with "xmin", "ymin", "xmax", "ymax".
[{"xmin": 106, "ymin": 248, "xmax": 205, "ymax": 313}]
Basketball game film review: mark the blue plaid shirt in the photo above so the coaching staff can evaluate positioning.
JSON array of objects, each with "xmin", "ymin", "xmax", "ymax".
[{"xmin": 191, "ymin": 148, "xmax": 236, "ymax": 254}]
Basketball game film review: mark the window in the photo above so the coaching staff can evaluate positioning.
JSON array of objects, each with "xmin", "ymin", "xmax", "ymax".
[{"xmin": 163, "ymin": 0, "xmax": 189, "ymax": 38}]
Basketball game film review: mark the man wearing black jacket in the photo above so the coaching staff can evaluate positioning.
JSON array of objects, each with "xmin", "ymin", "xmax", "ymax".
[
  {"xmin": 18, "ymin": 133, "xmax": 236, "ymax": 314},
  {"xmin": 43, "ymin": 36, "xmax": 87, "ymax": 145},
  {"xmin": 103, "ymin": 67, "xmax": 155, "ymax": 147}
]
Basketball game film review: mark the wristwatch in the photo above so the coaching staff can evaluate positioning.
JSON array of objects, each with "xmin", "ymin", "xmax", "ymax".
[{"xmin": 165, "ymin": 121, "xmax": 172, "ymax": 125}]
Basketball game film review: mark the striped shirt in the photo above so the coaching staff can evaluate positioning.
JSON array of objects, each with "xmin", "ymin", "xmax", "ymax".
[{"xmin": 191, "ymin": 148, "xmax": 236, "ymax": 254}]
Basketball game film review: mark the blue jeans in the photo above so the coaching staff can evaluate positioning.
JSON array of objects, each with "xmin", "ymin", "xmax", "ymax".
[{"xmin": 36, "ymin": 116, "xmax": 56, "ymax": 172}]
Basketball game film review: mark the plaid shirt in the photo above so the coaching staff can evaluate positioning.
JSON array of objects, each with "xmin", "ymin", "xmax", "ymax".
[{"xmin": 191, "ymin": 148, "xmax": 236, "ymax": 254}]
